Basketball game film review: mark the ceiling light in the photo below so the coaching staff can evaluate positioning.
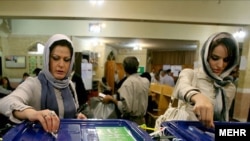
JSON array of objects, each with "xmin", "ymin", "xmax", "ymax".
[
  {"xmin": 89, "ymin": 23, "xmax": 101, "ymax": 33},
  {"xmin": 233, "ymin": 28, "xmax": 246, "ymax": 39},
  {"xmin": 89, "ymin": 0, "xmax": 104, "ymax": 6},
  {"xmin": 133, "ymin": 44, "xmax": 142, "ymax": 50},
  {"xmin": 89, "ymin": 22, "xmax": 106, "ymax": 33}
]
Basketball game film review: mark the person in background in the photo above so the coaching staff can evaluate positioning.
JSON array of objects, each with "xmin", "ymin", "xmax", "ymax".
[
  {"xmin": 102, "ymin": 56, "xmax": 150, "ymax": 125},
  {"xmin": 158, "ymin": 69, "xmax": 164, "ymax": 81},
  {"xmin": 115, "ymin": 72, "xmax": 151, "ymax": 111},
  {"xmin": 160, "ymin": 69, "xmax": 175, "ymax": 87},
  {"xmin": 114, "ymin": 70, "xmax": 120, "ymax": 93},
  {"xmin": 99, "ymin": 76, "xmax": 112, "ymax": 95},
  {"xmin": 173, "ymin": 32, "xmax": 239, "ymax": 128},
  {"xmin": 0, "ymin": 77, "xmax": 12, "ymax": 98},
  {"xmin": 116, "ymin": 75, "xmax": 127, "ymax": 91},
  {"xmin": 71, "ymin": 66, "xmax": 88, "ymax": 106},
  {"xmin": 150, "ymin": 68, "xmax": 156, "ymax": 78},
  {"xmin": 0, "ymin": 76, "xmax": 13, "ymax": 136},
  {"xmin": 140, "ymin": 71, "xmax": 156, "ymax": 124},
  {"xmin": 0, "ymin": 34, "xmax": 87, "ymax": 134},
  {"xmin": 140, "ymin": 72, "xmax": 151, "ymax": 83},
  {"xmin": 114, "ymin": 70, "xmax": 120, "ymax": 84},
  {"xmin": 115, "ymin": 75, "xmax": 127, "ymax": 103},
  {"xmin": 151, "ymin": 71, "xmax": 161, "ymax": 84},
  {"xmin": 19, "ymin": 72, "xmax": 30, "ymax": 84},
  {"xmin": 33, "ymin": 67, "xmax": 42, "ymax": 76},
  {"xmin": 70, "ymin": 67, "xmax": 91, "ymax": 118},
  {"xmin": 2, "ymin": 76, "xmax": 15, "ymax": 91}
]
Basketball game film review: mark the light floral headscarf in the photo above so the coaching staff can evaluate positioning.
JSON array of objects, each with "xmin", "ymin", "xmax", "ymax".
[{"xmin": 42, "ymin": 34, "xmax": 75, "ymax": 89}]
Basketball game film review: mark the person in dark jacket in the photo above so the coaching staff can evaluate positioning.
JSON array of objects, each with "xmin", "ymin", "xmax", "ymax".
[
  {"xmin": 33, "ymin": 68, "xmax": 42, "ymax": 76},
  {"xmin": 71, "ymin": 71, "xmax": 88, "ymax": 106}
]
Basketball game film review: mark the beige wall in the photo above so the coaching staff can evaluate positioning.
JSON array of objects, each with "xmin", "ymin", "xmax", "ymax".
[
  {"xmin": 0, "ymin": 35, "xmax": 148, "ymax": 82},
  {"xmin": 0, "ymin": 35, "xmax": 48, "ymax": 78},
  {"xmin": 234, "ymin": 28, "xmax": 250, "ymax": 121}
]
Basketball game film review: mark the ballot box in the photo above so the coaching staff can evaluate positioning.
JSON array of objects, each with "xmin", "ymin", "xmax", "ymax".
[
  {"xmin": 161, "ymin": 120, "xmax": 250, "ymax": 141},
  {"xmin": 3, "ymin": 119, "xmax": 153, "ymax": 141}
]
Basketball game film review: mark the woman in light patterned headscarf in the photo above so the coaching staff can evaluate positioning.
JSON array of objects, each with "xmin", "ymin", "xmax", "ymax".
[
  {"xmin": 0, "ymin": 34, "xmax": 86, "ymax": 133},
  {"xmin": 174, "ymin": 32, "xmax": 239, "ymax": 128}
]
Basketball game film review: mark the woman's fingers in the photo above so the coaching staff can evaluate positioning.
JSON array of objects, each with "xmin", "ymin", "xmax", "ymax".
[
  {"xmin": 39, "ymin": 110, "xmax": 60, "ymax": 133},
  {"xmin": 193, "ymin": 102, "xmax": 214, "ymax": 128},
  {"xmin": 50, "ymin": 111, "xmax": 60, "ymax": 133}
]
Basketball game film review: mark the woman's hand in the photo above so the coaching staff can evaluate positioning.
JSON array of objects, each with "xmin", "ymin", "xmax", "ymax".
[
  {"xmin": 14, "ymin": 108, "xmax": 60, "ymax": 133},
  {"xmin": 191, "ymin": 93, "xmax": 214, "ymax": 128}
]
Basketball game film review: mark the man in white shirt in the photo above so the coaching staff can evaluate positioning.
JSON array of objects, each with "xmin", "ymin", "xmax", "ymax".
[{"xmin": 160, "ymin": 69, "xmax": 175, "ymax": 87}]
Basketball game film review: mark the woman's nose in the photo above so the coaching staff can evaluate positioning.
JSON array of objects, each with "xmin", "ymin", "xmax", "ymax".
[
  {"xmin": 217, "ymin": 59, "xmax": 224, "ymax": 68},
  {"xmin": 58, "ymin": 59, "xmax": 64, "ymax": 66}
]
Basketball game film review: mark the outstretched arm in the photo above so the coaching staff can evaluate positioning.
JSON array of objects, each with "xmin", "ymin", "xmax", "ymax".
[{"xmin": 13, "ymin": 108, "xmax": 60, "ymax": 133}]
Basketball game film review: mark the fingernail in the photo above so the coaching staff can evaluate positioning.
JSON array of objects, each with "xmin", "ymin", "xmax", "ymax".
[{"xmin": 51, "ymin": 132, "xmax": 58, "ymax": 138}]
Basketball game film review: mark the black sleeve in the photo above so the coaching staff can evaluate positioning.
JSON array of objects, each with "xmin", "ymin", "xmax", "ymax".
[{"xmin": 72, "ymin": 73, "xmax": 88, "ymax": 106}]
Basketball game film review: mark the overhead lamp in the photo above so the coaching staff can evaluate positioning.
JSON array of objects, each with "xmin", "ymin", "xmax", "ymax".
[
  {"xmin": 233, "ymin": 28, "xmax": 246, "ymax": 39},
  {"xmin": 89, "ymin": 23, "xmax": 105, "ymax": 33},
  {"xmin": 89, "ymin": 0, "xmax": 104, "ymax": 5},
  {"xmin": 133, "ymin": 44, "xmax": 142, "ymax": 50},
  {"xmin": 89, "ymin": 23, "xmax": 101, "ymax": 33}
]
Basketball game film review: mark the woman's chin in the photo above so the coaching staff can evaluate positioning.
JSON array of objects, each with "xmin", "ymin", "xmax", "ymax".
[
  {"xmin": 213, "ymin": 72, "xmax": 221, "ymax": 76},
  {"xmin": 54, "ymin": 74, "xmax": 66, "ymax": 80}
]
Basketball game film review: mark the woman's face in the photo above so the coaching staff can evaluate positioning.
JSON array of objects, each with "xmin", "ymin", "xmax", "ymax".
[
  {"xmin": 208, "ymin": 44, "xmax": 229, "ymax": 75},
  {"xmin": 49, "ymin": 45, "xmax": 71, "ymax": 80}
]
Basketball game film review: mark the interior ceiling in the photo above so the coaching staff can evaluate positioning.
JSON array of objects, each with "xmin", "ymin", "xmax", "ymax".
[
  {"xmin": 102, "ymin": 38, "xmax": 198, "ymax": 51},
  {"xmin": 76, "ymin": 36, "xmax": 198, "ymax": 51},
  {"xmin": 1, "ymin": 1, "xmax": 249, "ymax": 51}
]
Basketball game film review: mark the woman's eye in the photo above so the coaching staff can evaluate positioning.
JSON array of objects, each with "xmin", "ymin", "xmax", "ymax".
[
  {"xmin": 51, "ymin": 56, "xmax": 59, "ymax": 60},
  {"xmin": 211, "ymin": 55, "xmax": 219, "ymax": 61},
  {"xmin": 211, "ymin": 55, "xmax": 230, "ymax": 62},
  {"xmin": 51, "ymin": 55, "xmax": 71, "ymax": 62},
  {"xmin": 64, "ymin": 58, "xmax": 71, "ymax": 62}
]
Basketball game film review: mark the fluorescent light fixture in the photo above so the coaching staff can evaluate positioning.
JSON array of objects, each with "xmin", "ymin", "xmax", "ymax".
[
  {"xmin": 233, "ymin": 28, "xmax": 246, "ymax": 39},
  {"xmin": 89, "ymin": 0, "xmax": 104, "ymax": 6},
  {"xmin": 133, "ymin": 44, "xmax": 142, "ymax": 50},
  {"xmin": 89, "ymin": 23, "xmax": 102, "ymax": 33}
]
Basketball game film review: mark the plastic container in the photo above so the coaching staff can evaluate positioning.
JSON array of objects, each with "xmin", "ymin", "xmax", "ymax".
[
  {"xmin": 161, "ymin": 120, "xmax": 215, "ymax": 141},
  {"xmin": 3, "ymin": 119, "xmax": 153, "ymax": 141},
  {"xmin": 161, "ymin": 120, "xmax": 250, "ymax": 141}
]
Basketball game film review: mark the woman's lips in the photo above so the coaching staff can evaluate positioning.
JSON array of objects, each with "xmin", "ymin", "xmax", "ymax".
[
  {"xmin": 213, "ymin": 69, "xmax": 221, "ymax": 73},
  {"xmin": 56, "ymin": 71, "xmax": 64, "ymax": 75}
]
